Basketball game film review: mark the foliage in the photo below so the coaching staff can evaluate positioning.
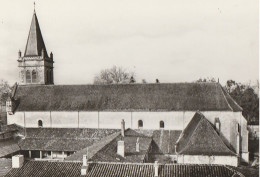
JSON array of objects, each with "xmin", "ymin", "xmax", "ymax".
[
  {"xmin": 0, "ymin": 79, "xmax": 11, "ymax": 104},
  {"xmin": 94, "ymin": 66, "xmax": 135, "ymax": 84},
  {"xmin": 196, "ymin": 77, "xmax": 217, "ymax": 83},
  {"xmin": 225, "ymin": 80, "xmax": 259, "ymax": 124}
]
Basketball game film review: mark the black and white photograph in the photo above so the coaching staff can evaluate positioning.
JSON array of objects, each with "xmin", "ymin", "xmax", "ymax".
[{"xmin": 0, "ymin": 0, "xmax": 258, "ymax": 176}]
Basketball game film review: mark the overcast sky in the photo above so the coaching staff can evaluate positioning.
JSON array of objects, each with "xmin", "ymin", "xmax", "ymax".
[{"xmin": 0, "ymin": 0, "xmax": 258, "ymax": 85}]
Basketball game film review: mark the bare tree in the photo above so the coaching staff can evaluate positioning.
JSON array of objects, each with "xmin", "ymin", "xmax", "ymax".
[{"xmin": 94, "ymin": 66, "xmax": 135, "ymax": 84}]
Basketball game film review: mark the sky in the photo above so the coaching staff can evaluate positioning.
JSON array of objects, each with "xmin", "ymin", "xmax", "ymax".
[{"xmin": 0, "ymin": 0, "xmax": 258, "ymax": 86}]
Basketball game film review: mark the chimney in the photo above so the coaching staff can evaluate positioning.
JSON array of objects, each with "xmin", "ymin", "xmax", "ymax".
[
  {"xmin": 215, "ymin": 118, "xmax": 220, "ymax": 133},
  {"xmin": 12, "ymin": 155, "xmax": 24, "ymax": 168},
  {"xmin": 136, "ymin": 137, "xmax": 140, "ymax": 152},
  {"xmin": 81, "ymin": 155, "xmax": 89, "ymax": 175},
  {"xmin": 117, "ymin": 140, "xmax": 125, "ymax": 157},
  {"xmin": 154, "ymin": 161, "xmax": 159, "ymax": 177},
  {"xmin": 18, "ymin": 50, "xmax": 21, "ymax": 58},
  {"xmin": 121, "ymin": 119, "xmax": 125, "ymax": 137}
]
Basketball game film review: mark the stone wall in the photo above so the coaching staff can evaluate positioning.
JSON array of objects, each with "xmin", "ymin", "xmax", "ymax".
[{"xmin": 177, "ymin": 155, "xmax": 238, "ymax": 167}]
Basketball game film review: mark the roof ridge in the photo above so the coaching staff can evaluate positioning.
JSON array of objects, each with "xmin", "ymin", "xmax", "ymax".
[
  {"xmin": 217, "ymin": 84, "xmax": 234, "ymax": 111},
  {"xmin": 178, "ymin": 113, "xmax": 204, "ymax": 154},
  {"xmin": 17, "ymin": 82, "xmax": 218, "ymax": 87},
  {"xmin": 220, "ymin": 86, "xmax": 243, "ymax": 111}
]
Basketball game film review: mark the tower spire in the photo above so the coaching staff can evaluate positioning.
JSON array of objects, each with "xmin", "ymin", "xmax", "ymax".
[
  {"xmin": 34, "ymin": 2, "xmax": 36, "ymax": 13},
  {"xmin": 24, "ymin": 9, "xmax": 48, "ymax": 57},
  {"xmin": 18, "ymin": 8, "xmax": 54, "ymax": 85}
]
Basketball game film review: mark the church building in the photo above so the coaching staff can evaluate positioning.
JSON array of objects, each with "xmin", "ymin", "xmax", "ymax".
[{"xmin": 5, "ymin": 10, "xmax": 249, "ymax": 168}]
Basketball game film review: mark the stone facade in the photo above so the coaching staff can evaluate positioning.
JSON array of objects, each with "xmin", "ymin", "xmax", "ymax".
[{"xmin": 18, "ymin": 55, "xmax": 54, "ymax": 85}]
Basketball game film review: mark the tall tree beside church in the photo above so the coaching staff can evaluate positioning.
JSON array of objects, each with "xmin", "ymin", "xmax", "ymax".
[
  {"xmin": 94, "ymin": 66, "xmax": 135, "ymax": 84},
  {"xmin": 225, "ymin": 80, "xmax": 259, "ymax": 124},
  {"xmin": 0, "ymin": 79, "xmax": 11, "ymax": 104}
]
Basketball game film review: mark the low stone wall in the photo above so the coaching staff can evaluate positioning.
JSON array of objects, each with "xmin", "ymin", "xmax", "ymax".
[{"xmin": 177, "ymin": 155, "xmax": 238, "ymax": 167}]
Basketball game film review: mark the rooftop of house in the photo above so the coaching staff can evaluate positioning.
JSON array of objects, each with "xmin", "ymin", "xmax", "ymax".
[
  {"xmin": 0, "ymin": 158, "xmax": 12, "ymax": 177},
  {"xmin": 12, "ymin": 82, "xmax": 242, "ymax": 112},
  {"xmin": 3, "ymin": 161, "xmax": 245, "ymax": 177},
  {"xmin": 176, "ymin": 112, "xmax": 236, "ymax": 156},
  {"xmin": 0, "ymin": 139, "xmax": 20, "ymax": 158},
  {"xmin": 18, "ymin": 128, "xmax": 119, "ymax": 152},
  {"xmin": 66, "ymin": 129, "xmax": 152, "ymax": 163},
  {"xmin": 0, "ymin": 124, "xmax": 21, "ymax": 135}
]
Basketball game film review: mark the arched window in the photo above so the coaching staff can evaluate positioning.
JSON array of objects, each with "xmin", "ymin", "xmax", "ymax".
[
  {"xmin": 32, "ymin": 70, "xmax": 37, "ymax": 83},
  {"xmin": 38, "ymin": 120, "xmax": 43, "ymax": 127},
  {"xmin": 138, "ymin": 120, "xmax": 143, "ymax": 128},
  {"xmin": 160, "ymin": 121, "xmax": 164, "ymax": 128},
  {"xmin": 26, "ymin": 70, "xmax": 31, "ymax": 83}
]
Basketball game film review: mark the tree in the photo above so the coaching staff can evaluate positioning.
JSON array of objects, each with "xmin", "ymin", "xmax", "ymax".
[
  {"xmin": 196, "ymin": 77, "xmax": 216, "ymax": 83},
  {"xmin": 94, "ymin": 66, "xmax": 135, "ymax": 84},
  {"xmin": 142, "ymin": 79, "xmax": 147, "ymax": 84},
  {"xmin": 225, "ymin": 80, "xmax": 259, "ymax": 124},
  {"xmin": 0, "ymin": 79, "xmax": 11, "ymax": 105}
]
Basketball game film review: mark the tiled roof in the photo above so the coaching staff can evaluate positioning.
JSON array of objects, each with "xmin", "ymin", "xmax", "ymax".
[
  {"xmin": 66, "ymin": 129, "xmax": 182, "ymax": 162},
  {"xmin": 0, "ymin": 124, "xmax": 21, "ymax": 135},
  {"xmin": 66, "ymin": 132, "xmax": 121, "ymax": 161},
  {"xmin": 90, "ymin": 134, "xmax": 152, "ymax": 163},
  {"xmin": 0, "ymin": 139, "xmax": 20, "ymax": 158},
  {"xmin": 78, "ymin": 129, "xmax": 153, "ymax": 163},
  {"xmin": 18, "ymin": 138, "xmax": 94, "ymax": 151},
  {"xmin": 176, "ymin": 112, "xmax": 236, "ymax": 156},
  {"xmin": 4, "ymin": 161, "xmax": 81, "ymax": 177},
  {"xmin": 18, "ymin": 128, "xmax": 118, "ymax": 151},
  {"xmin": 24, "ymin": 12, "xmax": 48, "ymax": 57},
  {"xmin": 151, "ymin": 130, "xmax": 182, "ymax": 154},
  {"xmin": 4, "ymin": 161, "xmax": 245, "ymax": 177},
  {"xmin": 22, "ymin": 128, "xmax": 118, "ymax": 139},
  {"xmin": 0, "ymin": 158, "xmax": 12, "ymax": 177},
  {"xmin": 13, "ymin": 83, "xmax": 242, "ymax": 112}
]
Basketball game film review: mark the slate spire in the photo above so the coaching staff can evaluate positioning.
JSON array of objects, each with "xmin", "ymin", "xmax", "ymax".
[{"xmin": 24, "ymin": 10, "xmax": 48, "ymax": 57}]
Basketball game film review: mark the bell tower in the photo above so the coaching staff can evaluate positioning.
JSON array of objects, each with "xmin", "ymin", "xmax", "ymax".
[{"xmin": 18, "ymin": 9, "xmax": 54, "ymax": 85}]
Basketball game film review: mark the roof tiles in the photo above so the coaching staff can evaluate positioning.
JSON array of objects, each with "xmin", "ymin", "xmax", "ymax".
[
  {"xmin": 4, "ymin": 161, "xmax": 245, "ymax": 177},
  {"xmin": 176, "ymin": 112, "xmax": 236, "ymax": 156},
  {"xmin": 13, "ymin": 83, "xmax": 242, "ymax": 112}
]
